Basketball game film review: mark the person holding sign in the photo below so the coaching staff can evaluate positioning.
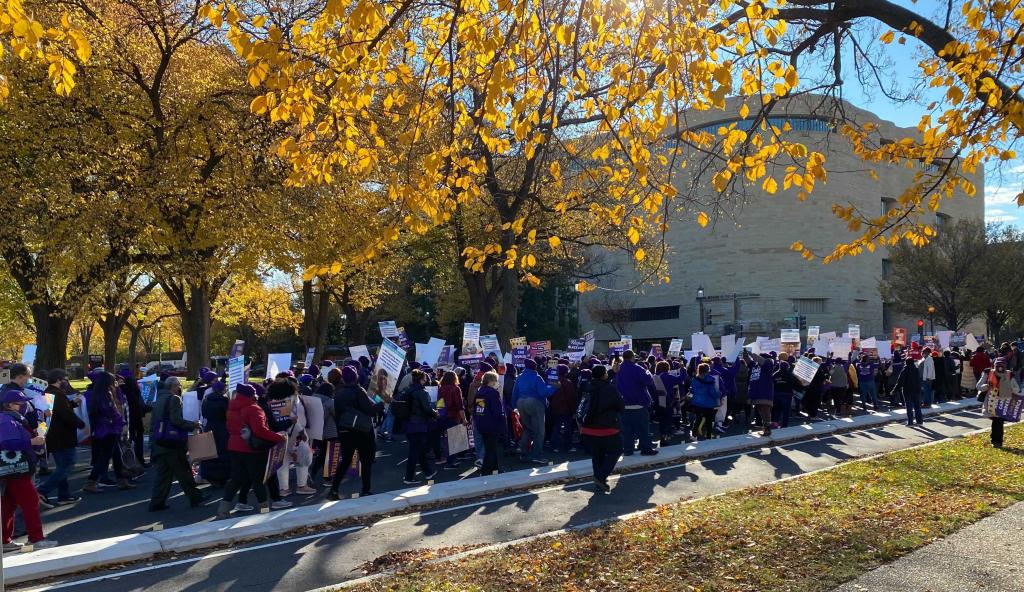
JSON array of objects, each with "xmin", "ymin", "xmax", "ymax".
[
  {"xmin": 217, "ymin": 384, "xmax": 286, "ymax": 519},
  {"xmin": 977, "ymin": 357, "xmax": 1021, "ymax": 449}
]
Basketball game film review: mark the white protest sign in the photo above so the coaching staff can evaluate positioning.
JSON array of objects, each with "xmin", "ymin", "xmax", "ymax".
[
  {"xmin": 583, "ymin": 330, "xmax": 596, "ymax": 357},
  {"xmin": 965, "ymin": 333, "xmax": 980, "ymax": 350},
  {"xmin": 21, "ymin": 344, "xmax": 37, "ymax": 367},
  {"xmin": 372, "ymin": 338, "xmax": 406, "ymax": 399},
  {"xmin": 683, "ymin": 350, "xmax": 697, "ymax": 361},
  {"xmin": 848, "ymin": 325, "xmax": 861, "ymax": 340},
  {"xmin": 793, "ymin": 356, "xmax": 820, "ymax": 385},
  {"xmin": 462, "ymin": 323, "xmax": 482, "ymax": 355},
  {"xmin": 780, "ymin": 329, "xmax": 800, "ymax": 343},
  {"xmin": 227, "ymin": 355, "xmax": 245, "ymax": 394},
  {"xmin": 480, "ymin": 334, "xmax": 503, "ymax": 363},
  {"xmin": 807, "ymin": 326, "xmax": 820, "ymax": 345},
  {"xmin": 860, "ymin": 337, "xmax": 877, "ymax": 349},
  {"xmin": 759, "ymin": 338, "xmax": 782, "ymax": 353},
  {"xmin": 730, "ymin": 337, "xmax": 746, "ymax": 359},
  {"xmin": 25, "ymin": 377, "xmax": 48, "ymax": 411},
  {"xmin": 830, "ymin": 337, "xmax": 853, "ymax": 360},
  {"xmin": 182, "ymin": 391, "xmax": 201, "ymax": 422},
  {"xmin": 348, "ymin": 345, "xmax": 370, "ymax": 362},
  {"xmin": 378, "ymin": 320, "xmax": 399, "ymax": 339},
  {"xmin": 668, "ymin": 338, "xmax": 684, "ymax": 357},
  {"xmin": 720, "ymin": 335, "xmax": 736, "ymax": 359},
  {"xmin": 691, "ymin": 333, "xmax": 715, "ymax": 357},
  {"xmin": 303, "ymin": 347, "xmax": 316, "ymax": 367},
  {"xmin": 876, "ymin": 340, "xmax": 893, "ymax": 360},
  {"xmin": 937, "ymin": 330, "xmax": 953, "ymax": 350},
  {"xmin": 620, "ymin": 335, "xmax": 633, "ymax": 351},
  {"xmin": 266, "ymin": 353, "xmax": 292, "ymax": 379},
  {"xmin": 425, "ymin": 385, "xmax": 438, "ymax": 403}
]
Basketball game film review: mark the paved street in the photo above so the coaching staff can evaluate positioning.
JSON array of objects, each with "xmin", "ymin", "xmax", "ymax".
[
  {"xmin": 834, "ymin": 500, "xmax": 1024, "ymax": 592},
  {"xmin": 19, "ymin": 408, "xmax": 992, "ymax": 592}
]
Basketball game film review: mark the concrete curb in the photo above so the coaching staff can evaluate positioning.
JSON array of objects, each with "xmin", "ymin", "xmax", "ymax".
[{"xmin": 5, "ymin": 400, "xmax": 980, "ymax": 584}]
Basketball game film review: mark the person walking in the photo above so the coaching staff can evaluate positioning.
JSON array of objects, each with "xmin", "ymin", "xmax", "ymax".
[
  {"xmin": 688, "ymin": 363, "xmax": 721, "ymax": 439},
  {"xmin": 580, "ymin": 365, "xmax": 625, "ymax": 493},
  {"xmin": 329, "ymin": 366, "xmax": 378, "ymax": 498},
  {"xmin": 1, "ymin": 389, "xmax": 58, "ymax": 551},
  {"xmin": 893, "ymin": 354, "xmax": 924, "ymax": 426},
  {"xmin": 613, "ymin": 350, "xmax": 658, "ymax": 456},
  {"xmin": 119, "ymin": 369, "xmax": 149, "ymax": 469},
  {"xmin": 36, "ymin": 370, "xmax": 84, "ymax": 505},
  {"xmin": 309, "ymin": 370, "xmax": 338, "ymax": 485},
  {"xmin": 744, "ymin": 351, "xmax": 775, "ymax": 436},
  {"xmin": 199, "ymin": 381, "xmax": 231, "ymax": 487},
  {"xmin": 83, "ymin": 371, "xmax": 135, "ymax": 493},
  {"xmin": 472, "ymin": 371, "xmax": 507, "ymax": 476},
  {"xmin": 402, "ymin": 370, "xmax": 438, "ymax": 484},
  {"xmin": 216, "ymin": 384, "xmax": 286, "ymax": 519},
  {"xmin": 438, "ymin": 371, "xmax": 466, "ymax": 469},
  {"xmin": 511, "ymin": 359, "xmax": 554, "ymax": 464},
  {"xmin": 977, "ymin": 357, "xmax": 1021, "ymax": 448},
  {"xmin": 148, "ymin": 376, "xmax": 206, "ymax": 511}
]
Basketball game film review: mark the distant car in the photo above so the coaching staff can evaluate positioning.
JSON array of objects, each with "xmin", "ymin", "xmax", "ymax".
[
  {"xmin": 146, "ymin": 363, "xmax": 186, "ymax": 377},
  {"xmin": 249, "ymin": 364, "xmax": 266, "ymax": 379}
]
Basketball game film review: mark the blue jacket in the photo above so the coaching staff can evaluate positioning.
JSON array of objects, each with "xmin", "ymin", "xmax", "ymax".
[
  {"xmin": 712, "ymin": 362, "xmax": 739, "ymax": 397},
  {"xmin": 511, "ymin": 370, "xmax": 553, "ymax": 407},
  {"xmin": 614, "ymin": 361, "xmax": 654, "ymax": 407},
  {"xmin": 473, "ymin": 385, "xmax": 507, "ymax": 435},
  {"xmin": 689, "ymin": 375, "xmax": 721, "ymax": 409}
]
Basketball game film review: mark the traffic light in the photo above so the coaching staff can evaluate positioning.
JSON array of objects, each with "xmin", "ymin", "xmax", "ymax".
[{"xmin": 916, "ymin": 319, "xmax": 924, "ymax": 330}]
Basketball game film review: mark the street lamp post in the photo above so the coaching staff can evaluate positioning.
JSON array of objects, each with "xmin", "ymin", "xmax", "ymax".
[
  {"xmin": 157, "ymin": 320, "xmax": 163, "ymax": 368},
  {"xmin": 696, "ymin": 286, "xmax": 706, "ymax": 333},
  {"xmin": 927, "ymin": 305, "xmax": 936, "ymax": 335}
]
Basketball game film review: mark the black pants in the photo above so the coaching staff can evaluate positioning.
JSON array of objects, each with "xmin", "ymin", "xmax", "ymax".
[
  {"xmin": 310, "ymin": 438, "xmax": 333, "ymax": 482},
  {"xmin": 480, "ymin": 432, "xmax": 500, "ymax": 475},
  {"xmin": 992, "ymin": 418, "xmax": 1005, "ymax": 446},
  {"xmin": 150, "ymin": 449, "xmax": 202, "ymax": 508},
  {"xmin": 692, "ymin": 406, "xmax": 717, "ymax": 439},
  {"xmin": 89, "ymin": 435, "xmax": 125, "ymax": 481},
  {"xmin": 584, "ymin": 434, "xmax": 622, "ymax": 484},
  {"xmin": 223, "ymin": 451, "xmax": 270, "ymax": 505},
  {"xmin": 129, "ymin": 422, "xmax": 146, "ymax": 465},
  {"xmin": 331, "ymin": 431, "xmax": 375, "ymax": 494},
  {"xmin": 405, "ymin": 431, "xmax": 432, "ymax": 480}
]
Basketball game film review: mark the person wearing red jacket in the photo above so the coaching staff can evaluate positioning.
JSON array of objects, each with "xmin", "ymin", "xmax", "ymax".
[
  {"xmin": 438, "ymin": 371, "xmax": 466, "ymax": 469},
  {"xmin": 971, "ymin": 349, "xmax": 991, "ymax": 384},
  {"xmin": 548, "ymin": 365, "xmax": 578, "ymax": 453},
  {"xmin": 216, "ymin": 384, "xmax": 286, "ymax": 518}
]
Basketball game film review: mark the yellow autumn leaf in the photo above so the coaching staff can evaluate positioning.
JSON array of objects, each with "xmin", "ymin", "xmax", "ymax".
[
  {"xmin": 739, "ymin": 103, "xmax": 749, "ymax": 119},
  {"xmin": 697, "ymin": 212, "xmax": 709, "ymax": 227},
  {"xmin": 763, "ymin": 177, "xmax": 778, "ymax": 194},
  {"xmin": 880, "ymin": 30, "xmax": 895, "ymax": 43},
  {"xmin": 548, "ymin": 236, "xmax": 561, "ymax": 249},
  {"xmin": 635, "ymin": 248, "xmax": 646, "ymax": 262}
]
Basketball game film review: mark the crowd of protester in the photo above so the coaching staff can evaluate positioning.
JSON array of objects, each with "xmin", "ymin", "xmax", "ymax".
[{"xmin": 3, "ymin": 337, "xmax": 1021, "ymax": 552}]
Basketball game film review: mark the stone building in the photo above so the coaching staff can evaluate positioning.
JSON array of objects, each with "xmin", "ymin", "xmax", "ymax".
[{"xmin": 579, "ymin": 95, "xmax": 985, "ymax": 350}]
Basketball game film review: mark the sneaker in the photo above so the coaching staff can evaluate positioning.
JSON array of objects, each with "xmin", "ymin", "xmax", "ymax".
[
  {"xmin": 434, "ymin": 458, "xmax": 447, "ymax": 465},
  {"xmin": 530, "ymin": 458, "xmax": 549, "ymax": 465},
  {"xmin": 233, "ymin": 503, "xmax": 254, "ymax": 512},
  {"xmin": 278, "ymin": 489, "xmax": 292, "ymax": 497},
  {"xmin": 474, "ymin": 459, "xmax": 483, "ymax": 468},
  {"xmin": 295, "ymin": 486, "xmax": 317, "ymax": 495},
  {"xmin": 403, "ymin": 478, "xmax": 422, "ymax": 485},
  {"xmin": 270, "ymin": 500, "xmax": 293, "ymax": 510},
  {"xmin": 326, "ymin": 491, "xmax": 340, "ymax": 501},
  {"xmin": 38, "ymin": 495, "xmax": 55, "ymax": 510},
  {"xmin": 98, "ymin": 477, "xmax": 117, "ymax": 487},
  {"xmin": 3, "ymin": 542, "xmax": 21, "ymax": 553},
  {"xmin": 713, "ymin": 424, "xmax": 726, "ymax": 434},
  {"xmin": 422, "ymin": 471, "xmax": 437, "ymax": 480},
  {"xmin": 29, "ymin": 539, "xmax": 59, "ymax": 550},
  {"xmin": 56, "ymin": 496, "xmax": 82, "ymax": 505},
  {"xmin": 443, "ymin": 463, "xmax": 460, "ymax": 470}
]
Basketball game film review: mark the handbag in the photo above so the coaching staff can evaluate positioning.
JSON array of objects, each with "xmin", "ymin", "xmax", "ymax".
[
  {"xmin": 119, "ymin": 438, "xmax": 144, "ymax": 475},
  {"xmin": 336, "ymin": 409, "xmax": 374, "ymax": 433},
  {"xmin": 0, "ymin": 449, "xmax": 32, "ymax": 478},
  {"xmin": 240, "ymin": 424, "xmax": 277, "ymax": 451},
  {"xmin": 188, "ymin": 431, "xmax": 219, "ymax": 462},
  {"xmin": 153, "ymin": 395, "xmax": 190, "ymax": 449}
]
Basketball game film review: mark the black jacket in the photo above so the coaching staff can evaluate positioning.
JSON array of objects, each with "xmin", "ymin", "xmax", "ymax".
[
  {"xmin": 894, "ymin": 361, "xmax": 922, "ymax": 396},
  {"xmin": 773, "ymin": 368, "xmax": 802, "ymax": 394},
  {"xmin": 333, "ymin": 383, "xmax": 378, "ymax": 432},
  {"xmin": 405, "ymin": 383, "xmax": 438, "ymax": 424},
  {"xmin": 581, "ymin": 378, "xmax": 624, "ymax": 431},
  {"xmin": 122, "ymin": 379, "xmax": 148, "ymax": 430},
  {"xmin": 44, "ymin": 384, "xmax": 84, "ymax": 452}
]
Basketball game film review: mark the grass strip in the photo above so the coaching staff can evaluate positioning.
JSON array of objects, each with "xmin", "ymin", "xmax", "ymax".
[{"xmin": 350, "ymin": 425, "xmax": 1024, "ymax": 592}]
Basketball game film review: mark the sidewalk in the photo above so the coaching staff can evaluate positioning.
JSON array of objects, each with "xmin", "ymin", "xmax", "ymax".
[
  {"xmin": 5, "ymin": 399, "xmax": 981, "ymax": 585},
  {"xmin": 834, "ymin": 501, "xmax": 1024, "ymax": 592}
]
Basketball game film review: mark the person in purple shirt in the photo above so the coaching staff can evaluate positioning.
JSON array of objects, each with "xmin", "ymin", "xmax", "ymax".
[
  {"xmin": 711, "ymin": 357, "xmax": 739, "ymax": 433},
  {"xmin": 83, "ymin": 372, "xmax": 135, "ymax": 493},
  {"xmin": 613, "ymin": 351, "xmax": 658, "ymax": 456},
  {"xmin": 742, "ymin": 350, "xmax": 776, "ymax": 437},
  {"xmin": 855, "ymin": 353, "xmax": 882, "ymax": 411}
]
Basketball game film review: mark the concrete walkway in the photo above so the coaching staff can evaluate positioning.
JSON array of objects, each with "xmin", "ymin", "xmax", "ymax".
[{"xmin": 835, "ymin": 501, "xmax": 1024, "ymax": 592}]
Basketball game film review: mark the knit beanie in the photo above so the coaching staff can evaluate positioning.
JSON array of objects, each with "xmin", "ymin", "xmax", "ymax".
[
  {"xmin": 341, "ymin": 365, "xmax": 359, "ymax": 384},
  {"xmin": 235, "ymin": 384, "xmax": 256, "ymax": 398}
]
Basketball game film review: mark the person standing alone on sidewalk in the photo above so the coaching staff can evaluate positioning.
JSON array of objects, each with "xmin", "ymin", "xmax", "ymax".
[
  {"xmin": 614, "ymin": 350, "xmax": 658, "ymax": 456},
  {"xmin": 580, "ymin": 365, "xmax": 624, "ymax": 493},
  {"xmin": 977, "ymin": 357, "xmax": 1021, "ymax": 449}
]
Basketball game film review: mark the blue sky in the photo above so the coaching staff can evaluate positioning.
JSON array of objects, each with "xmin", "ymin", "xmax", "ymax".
[{"xmin": 837, "ymin": 0, "xmax": 1022, "ymax": 228}]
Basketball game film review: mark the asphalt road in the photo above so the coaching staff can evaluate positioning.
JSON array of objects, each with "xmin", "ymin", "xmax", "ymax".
[{"xmin": 19, "ymin": 408, "xmax": 992, "ymax": 592}]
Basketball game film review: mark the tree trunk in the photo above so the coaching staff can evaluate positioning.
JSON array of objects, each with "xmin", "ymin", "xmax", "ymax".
[
  {"xmin": 127, "ymin": 325, "xmax": 141, "ymax": 370},
  {"xmin": 179, "ymin": 289, "xmax": 212, "ymax": 379},
  {"xmin": 101, "ymin": 315, "xmax": 128, "ymax": 371},
  {"xmin": 315, "ymin": 286, "xmax": 330, "ymax": 361},
  {"xmin": 497, "ymin": 266, "xmax": 520, "ymax": 344},
  {"xmin": 80, "ymin": 323, "xmax": 94, "ymax": 359},
  {"xmin": 31, "ymin": 305, "xmax": 72, "ymax": 371},
  {"xmin": 461, "ymin": 270, "xmax": 494, "ymax": 333},
  {"xmin": 302, "ymin": 279, "xmax": 316, "ymax": 350}
]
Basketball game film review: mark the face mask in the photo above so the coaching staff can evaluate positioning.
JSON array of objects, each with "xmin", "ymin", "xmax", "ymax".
[{"xmin": 16, "ymin": 402, "xmax": 28, "ymax": 415}]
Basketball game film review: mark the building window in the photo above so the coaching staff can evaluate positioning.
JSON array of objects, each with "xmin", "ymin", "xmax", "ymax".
[
  {"xmin": 882, "ymin": 259, "xmax": 892, "ymax": 280},
  {"xmin": 936, "ymin": 212, "xmax": 951, "ymax": 231},
  {"xmin": 881, "ymin": 197, "xmax": 897, "ymax": 217},
  {"xmin": 882, "ymin": 302, "xmax": 893, "ymax": 331},
  {"xmin": 791, "ymin": 298, "xmax": 826, "ymax": 314},
  {"xmin": 628, "ymin": 306, "xmax": 680, "ymax": 322},
  {"xmin": 693, "ymin": 116, "xmax": 833, "ymax": 135}
]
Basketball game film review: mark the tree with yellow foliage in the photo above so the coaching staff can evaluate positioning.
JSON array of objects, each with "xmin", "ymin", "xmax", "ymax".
[{"xmin": 214, "ymin": 277, "xmax": 302, "ymax": 362}]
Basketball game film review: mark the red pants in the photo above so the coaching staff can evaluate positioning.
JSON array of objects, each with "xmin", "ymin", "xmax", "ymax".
[{"xmin": 2, "ymin": 475, "xmax": 44, "ymax": 543}]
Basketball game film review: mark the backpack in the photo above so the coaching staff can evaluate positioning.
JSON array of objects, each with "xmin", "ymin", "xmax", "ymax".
[
  {"xmin": 575, "ymin": 389, "xmax": 593, "ymax": 425},
  {"xmin": 390, "ymin": 387, "xmax": 412, "ymax": 420}
]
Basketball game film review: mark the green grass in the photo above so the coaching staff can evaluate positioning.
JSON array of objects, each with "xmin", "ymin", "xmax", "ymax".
[{"xmin": 352, "ymin": 425, "xmax": 1024, "ymax": 592}]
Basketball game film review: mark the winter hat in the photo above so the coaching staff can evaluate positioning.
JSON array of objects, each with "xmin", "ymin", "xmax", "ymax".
[
  {"xmin": 479, "ymin": 362, "xmax": 494, "ymax": 374},
  {"xmin": 556, "ymin": 364, "xmax": 570, "ymax": 377},
  {"xmin": 592, "ymin": 365, "xmax": 608, "ymax": 380},
  {"xmin": 341, "ymin": 365, "xmax": 359, "ymax": 384},
  {"xmin": 524, "ymin": 359, "xmax": 537, "ymax": 370},
  {"xmin": 235, "ymin": 384, "xmax": 256, "ymax": 398},
  {"xmin": 410, "ymin": 362, "xmax": 422, "ymax": 370},
  {"xmin": 267, "ymin": 381, "xmax": 295, "ymax": 399},
  {"xmin": 0, "ymin": 389, "xmax": 29, "ymax": 404},
  {"xmin": 199, "ymin": 367, "xmax": 211, "ymax": 375},
  {"xmin": 588, "ymin": 357, "xmax": 601, "ymax": 367},
  {"xmin": 298, "ymin": 374, "xmax": 314, "ymax": 386},
  {"xmin": 208, "ymin": 381, "xmax": 226, "ymax": 395},
  {"xmin": 253, "ymin": 383, "xmax": 266, "ymax": 398},
  {"xmin": 779, "ymin": 361, "xmax": 791, "ymax": 371},
  {"xmin": 308, "ymin": 364, "xmax": 320, "ymax": 376},
  {"xmin": 116, "ymin": 368, "xmax": 133, "ymax": 380},
  {"xmin": 201, "ymin": 370, "xmax": 218, "ymax": 383},
  {"xmin": 994, "ymin": 357, "xmax": 1008, "ymax": 366},
  {"xmin": 579, "ymin": 368, "xmax": 592, "ymax": 380}
]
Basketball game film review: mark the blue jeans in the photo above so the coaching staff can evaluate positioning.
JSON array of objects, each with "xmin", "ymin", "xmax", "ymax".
[
  {"xmin": 473, "ymin": 422, "xmax": 485, "ymax": 461},
  {"xmin": 860, "ymin": 381, "xmax": 879, "ymax": 410},
  {"xmin": 382, "ymin": 409, "xmax": 395, "ymax": 436},
  {"xmin": 922, "ymin": 380, "xmax": 934, "ymax": 406},
  {"xmin": 516, "ymin": 397, "xmax": 546, "ymax": 461},
  {"xmin": 621, "ymin": 407, "xmax": 654, "ymax": 454},
  {"xmin": 38, "ymin": 448, "xmax": 77, "ymax": 499},
  {"xmin": 905, "ymin": 388, "xmax": 923, "ymax": 424}
]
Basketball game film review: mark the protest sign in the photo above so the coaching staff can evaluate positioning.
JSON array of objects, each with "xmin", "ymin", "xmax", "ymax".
[
  {"xmin": 860, "ymin": 337, "xmax": 878, "ymax": 358},
  {"xmin": 21, "ymin": 344, "xmax": 36, "ymax": 367},
  {"xmin": 567, "ymin": 338, "xmax": 585, "ymax": 354},
  {"xmin": 372, "ymin": 337, "xmax": 406, "ymax": 399},
  {"xmin": 650, "ymin": 344, "xmax": 663, "ymax": 358},
  {"xmin": 691, "ymin": 333, "xmax": 715, "ymax": 357},
  {"xmin": 182, "ymin": 391, "xmax": 201, "ymax": 422},
  {"xmin": 793, "ymin": 356, "xmax": 820, "ymax": 385},
  {"xmin": 876, "ymin": 340, "xmax": 893, "ymax": 360},
  {"xmin": 965, "ymin": 333, "xmax": 980, "ymax": 350},
  {"xmin": 348, "ymin": 345, "xmax": 370, "ymax": 362},
  {"xmin": 416, "ymin": 337, "xmax": 446, "ymax": 367},
  {"xmin": 830, "ymin": 337, "xmax": 853, "ymax": 360},
  {"xmin": 458, "ymin": 353, "xmax": 484, "ymax": 373},
  {"xmin": 620, "ymin": 335, "xmax": 633, "ymax": 351},
  {"xmin": 937, "ymin": 330, "xmax": 953, "ymax": 350},
  {"xmin": 226, "ymin": 356, "xmax": 245, "ymax": 394},
  {"xmin": 437, "ymin": 345, "xmax": 456, "ymax": 370},
  {"xmin": 608, "ymin": 340, "xmax": 629, "ymax": 356},
  {"xmin": 462, "ymin": 323, "xmax": 482, "ymax": 355},
  {"xmin": 139, "ymin": 374, "xmax": 160, "ymax": 405},
  {"xmin": 509, "ymin": 336, "xmax": 527, "ymax": 349},
  {"xmin": 923, "ymin": 335, "xmax": 938, "ymax": 349},
  {"xmin": 378, "ymin": 320, "xmax": 399, "ymax": 339},
  {"xmin": 848, "ymin": 324, "xmax": 861, "ymax": 341},
  {"xmin": 304, "ymin": 347, "xmax": 316, "ymax": 367},
  {"xmin": 25, "ymin": 378, "xmax": 48, "ymax": 413},
  {"xmin": 480, "ymin": 334, "xmax": 503, "ymax": 364},
  {"xmin": 780, "ymin": 329, "xmax": 800, "ymax": 343},
  {"xmin": 668, "ymin": 338, "xmax": 684, "ymax": 357},
  {"xmin": 229, "ymin": 339, "xmax": 245, "ymax": 359},
  {"xmin": 264, "ymin": 436, "xmax": 288, "ymax": 482},
  {"xmin": 583, "ymin": 330, "xmax": 595, "ymax": 357},
  {"xmin": 299, "ymin": 395, "xmax": 324, "ymax": 440},
  {"xmin": 719, "ymin": 335, "xmax": 736, "ymax": 359},
  {"xmin": 817, "ymin": 331, "xmax": 837, "ymax": 347},
  {"xmin": 545, "ymin": 367, "xmax": 560, "ymax": 385},
  {"xmin": 511, "ymin": 347, "xmax": 529, "ymax": 368},
  {"xmin": 425, "ymin": 386, "xmax": 439, "ymax": 404},
  {"xmin": 266, "ymin": 353, "xmax": 292, "ymax": 378},
  {"xmin": 683, "ymin": 350, "xmax": 697, "ymax": 361},
  {"xmin": 396, "ymin": 327, "xmax": 412, "ymax": 351},
  {"xmin": 759, "ymin": 338, "xmax": 782, "ymax": 354},
  {"xmin": 807, "ymin": 326, "xmax": 820, "ymax": 346},
  {"xmin": 447, "ymin": 424, "xmax": 471, "ymax": 455},
  {"xmin": 528, "ymin": 340, "xmax": 551, "ymax": 358},
  {"xmin": 892, "ymin": 328, "xmax": 908, "ymax": 346},
  {"xmin": 951, "ymin": 333, "xmax": 968, "ymax": 348},
  {"xmin": 565, "ymin": 350, "xmax": 585, "ymax": 363},
  {"xmin": 995, "ymin": 394, "xmax": 1024, "ymax": 422}
]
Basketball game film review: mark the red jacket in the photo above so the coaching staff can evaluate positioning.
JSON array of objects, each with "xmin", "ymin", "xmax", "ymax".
[
  {"xmin": 971, "ymin": 350, "xmax": 991, "ymax": 379},
  {"xmin": 439, "ymin": 384, "xmax": 465, "ymax": 423},
  {"xmin": 549, "ymin": 378, "xmax": 578, "ymax": 416},
  {"xmin": 227, "ymin": 395, "xmax": 285, "ymax": 453}
]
